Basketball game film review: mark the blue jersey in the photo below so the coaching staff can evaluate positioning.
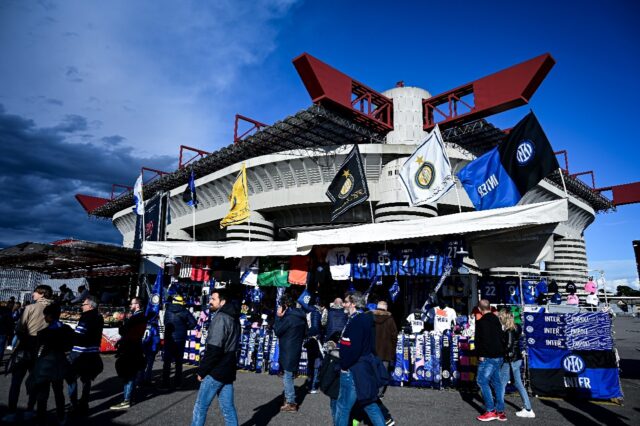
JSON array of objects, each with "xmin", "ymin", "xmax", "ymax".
[
  {"xmin": 522, "ymin": 280, "xmax": 538, "ymax": 304},
  {"xmin": 503, "ymin": 279, "xmax": 521, "ymax": 305},
  {"xmin": 351, "ymin": 251, "xmax": 375, "ymax": 279},
  {"xmin": 375, "ymin": 249, "xmax": 394, "ymax": 276},
  {"xmin": 423, "ymin": 244, "xmax": 446, "ymax": 276},
  {"xmin": 479, "ymin": 279, "xmax": 501, "ymax": 303},
  {"xmin": 443, "ymin": 238, "xmax": 466, "ymax": 267},
  {"xmin": 393, "ymin": 246, "xmax": 421, "ymax": 276}
]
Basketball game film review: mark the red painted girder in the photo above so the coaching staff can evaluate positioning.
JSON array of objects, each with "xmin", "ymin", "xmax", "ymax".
[
  {"xmin": 424, "ymin": 53, "xmax": 556, "ymax": 130},
  {"xmin": 75, "ymin": 194, "xmax": 110, "ymax": 213},
  {"xmin": 597, "ymin": 181, "xmax": 640, "ymax": 207},
  {"xmin": 293, "ymin": 53, "xmax": 393, "ymax": 132}
]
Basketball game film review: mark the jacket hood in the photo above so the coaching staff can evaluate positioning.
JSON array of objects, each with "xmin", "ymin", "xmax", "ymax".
[
  {"xmin": 372, "ymin": 310, "xmax": 393, "ymax": 324},
  {"xmin": 218, "ymin": 301, "xmax": 239, "ymax": 319},
  {"xmin": 287, "ymin": 307, "xmax": 307, "ymax": 320},
  {"xmin": 166, "ymin": 303, "xmax": 187, "ymax": 313}
]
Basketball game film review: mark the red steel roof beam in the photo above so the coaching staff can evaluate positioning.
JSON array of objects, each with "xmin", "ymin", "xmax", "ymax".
[
  {"xmin": 179, "ymin": 145, "xmax": 210, "ymax": 169},
  {"xmin": 75, "ymin": 194, "xmax": 111, "ymax": 214},
  {"xmin": 596, "ymin": 181, "xmax": 640, "ymax": 207},
  {"xmin": 570, "ymin": 171, "xmax": 596, "ymax": 189},
  {"xmin": 234, "ymin": 114, "xmax": 268, "ymax": 144},
  {"xmin": 554, "ymin": 150, "xmax": 569, "ymax": 174},
  {"xmin": 111, "ymin": 184, "xmax": 132, "ymax": 200},
  {"xmin": 424, "ymin": 53, "xmax": 556, "ymax": 130},
  {"xmin": 141, "ymin": 167, "xmax": 169, "ymax": 184},
  {"xmin": 293, "ymin": 53, "xmax": 393, "ymax": 133}
]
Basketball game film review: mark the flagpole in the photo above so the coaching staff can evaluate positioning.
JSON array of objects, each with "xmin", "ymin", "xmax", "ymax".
[
  {"xmin": 453, "ymin": 176, "xmax": 463, "ymax": 214},
  {"xmin": 192, "ymin": 204, "xmax": 196, "ymax": 241},
  {"xmin": 369, "ymin": 200, "xmax": 375, "ymax": 224},
  {"xmin": 558, "ymin": 167, "xmax": 569, "ymax": 198}
]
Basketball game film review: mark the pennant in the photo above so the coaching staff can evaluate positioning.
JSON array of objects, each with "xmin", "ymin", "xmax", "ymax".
[
  {"xmin": 133, "ymin": 174, "xmax": 144, "ymax": 215},
  {"xmin": 389, "ymin": 277, "xmax": 400, "ymax": 302},
  {"xmin": 325, "ymin": 145, "xmax": 369, "ymax": 221},
  {"xmin": 399, "ymin": 125, "xmax": 454, "ymax": 206},
  {"xmin": 182, "ymin": 170, "xmax": 198, "ymax": 207},
  {"xmin": 220, "ymin": 163, "xmax": 250, "ymax": 228},
  {"xmin": 457, "ymin": 112, "xmax": 560, "ymax": 210},
  {"xmin": 145, "ymin": 268, "xmax": 164, "ymax": 318}
]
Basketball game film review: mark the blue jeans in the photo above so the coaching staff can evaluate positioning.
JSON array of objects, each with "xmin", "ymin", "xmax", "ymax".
[
  {"xmin": 143, "ymin": 350, "xmax": 157, "ymax": 383},
  {"xmin": 123, "ymin": 379, "xmax": 135, "ymax": 402},
  {"xmin": 8, "ymin": 360, "xmax": 36, "ymax": 412},
  {"xmin": 501, "ymin": 359, "xmax": 531, "ymax": 410},
  {"xmin": 191, "ymin": 375, "xmax": 238, "ymax": 426},
  {"xmin": 283, "ymin": 370, "xmax": 296, "ymax": 404},
  {"xmin": 334, "ymin": 370, "xmax": 385, "ymax": 426},
  {"xmin": 477, "ymin": 357, "xmax": 505, "ymax": 412}
]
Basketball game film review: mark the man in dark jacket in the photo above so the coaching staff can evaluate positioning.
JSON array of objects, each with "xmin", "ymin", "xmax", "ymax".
[
  {"xmin": 372, "ymin": 300, "xmax": 397, "ymax": 398},
  {"xmin": 66, "ymin": 295, "xmax": 104, "ymax": 415},
  {"xmin": 273, "ymin": 293, "xmax": 307, "ymax": 413},
  {"xmin": 191, "ymin": 290, "xmax": 240, "ymax": 426},
  {"xmin": 161, "ymin": 295, "xmax": 197, "ymax": 389},
  {"xmin": 335, "ymin": 291, "xmax": 387, "ymax": 426},
  {"xmin": 475, "ymin": 299, "xmax": 506, "ymax": 422},
  {"xmin": 111, "ymin": 298, "xmax": 147, "ymax": 410}
]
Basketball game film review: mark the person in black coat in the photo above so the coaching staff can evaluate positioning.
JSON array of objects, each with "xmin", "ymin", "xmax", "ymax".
[
  {"xmin": 111, "ymin": 298, "xmax": 147, "ymax": 410},
  {"xmin": 161, "ymin": 295, "xmax": 197, "ymax": 389},
  {"xmin": 32, "ymin": 303, "xmax": 74, "ymax": 425},
  {"xmin": 66, "ymin": 295, "xmax": 104, "ymax": 415},
  {"xmin": 325, "ymin": 298, "xmax": 347, "ymax": 343},
  {"xmin": 273, "ymin": 294, "xmax": 307, "ymax": 413}
]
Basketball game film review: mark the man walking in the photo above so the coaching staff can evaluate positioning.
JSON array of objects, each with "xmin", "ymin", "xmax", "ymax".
[
  {"xmin": 67, "ymin": 295, "xmax": 104, "ymax": 415},
  {"xmin": 3, "ymin": 285, "xmax": 53, "ymax": 423},
  {"xmin": 273, "ymin": 293, "xmax": 307, "ymax": 413},
  {"xmin": 475, "ymin": 299, "xmax": 506, "ymax": 422},
  {"xmin": 191, "ymin": 290, "xmax": 240, "ymax": 426},
  {"xmin": 334, "ymin": 291, "xmax": 387, "ymax": 426},
  {"xmin": 161, "ymin": 295, "xmax": 197, "ymax": 390},
  {"xmin": 372, "ymin": 300, "xmax": 397, "ymax": 398},
  {"xmin": 111, "ymin": 298, "xmax": 147, "ymax": 410}
]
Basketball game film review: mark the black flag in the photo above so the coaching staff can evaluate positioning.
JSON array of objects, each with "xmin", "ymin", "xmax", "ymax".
[
  {"xmin": 326, "ymin": 145, "xmax": 369, "ymax": 221},
  {"xmin": 497, "ymin": 111, "xmax": 560, "ymax": 196}
]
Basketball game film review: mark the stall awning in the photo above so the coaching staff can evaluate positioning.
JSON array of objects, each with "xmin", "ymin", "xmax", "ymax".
[
  {"xmin": 142, "ymin": 240, "xmax": 311, "ymax": 258},
  {"xmin": 144, "ymin": 200, "xmax": 567, "ymax": 264},
  {"xmin": 295, "ymin": 199, "xmax": 568, "ymax": 248}
]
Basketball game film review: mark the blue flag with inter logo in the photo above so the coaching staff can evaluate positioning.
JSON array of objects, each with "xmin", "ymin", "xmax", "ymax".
[
  {"xmin": 457, "ymin": 112, "xmax": 559, "ymax": 210},
  {"xmin": 146, "ymin": 269, "xmax": 164, "ymax": 318}
]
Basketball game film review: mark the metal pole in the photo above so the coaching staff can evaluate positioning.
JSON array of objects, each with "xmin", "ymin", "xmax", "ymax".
[
  {"xmin": 192, "ymin": 205, "xmax": 196, "ymax": 241},
  {"xmin": 369, "ymin": 200, "xmax": 375, "ymax": 224},
  {"xmin": 453, "ymin": 176, "xmax": 463, "ymax": 213},
  {"xmin": 558, "ymin": 167, "xmax": 569, "ymax": 197}
]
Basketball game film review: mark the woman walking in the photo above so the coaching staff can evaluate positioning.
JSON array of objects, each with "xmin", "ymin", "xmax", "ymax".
[{"xmin": 498, "ymin": 309, "xmax": 535, "ymax": 418}]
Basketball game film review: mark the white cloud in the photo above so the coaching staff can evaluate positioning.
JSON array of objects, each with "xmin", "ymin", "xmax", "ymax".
[
  {"xmin": 589, "ymin": 259, "xmax": 640, "ymax": 292},
  {"xmin": 0, "ymin": 0, "xmax": 300, "ymax": 157}
]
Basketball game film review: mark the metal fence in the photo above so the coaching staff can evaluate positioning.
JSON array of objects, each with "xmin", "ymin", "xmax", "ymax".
[{"xmin": 0, "ymin": 268, "xmax": 50, "ymax": 303}]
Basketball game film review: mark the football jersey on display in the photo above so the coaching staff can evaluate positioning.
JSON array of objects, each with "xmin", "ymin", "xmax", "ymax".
[
  {"xmin": 522, "ymin": 280, "xmax": 537, "ymax": 304},
  {"xmin": 239, "ymin": 257, "xmax": 259, "ymax": 286},
  {"xmin": 257, "ymin": 258, "xmax": 289, "ymax": 287},
  {"xmin": 503, "ymin": 279, "xmax": 521, "ymax": 305},
  {"xmin": 479, "ymin": 279, "xmax": 501, "ymax": 304},
  {"xmin": 423, "ymin": 244, "xmax": 446, "ymax": 277},
  {"xmin": 394, "ymin": 246, "xmax": 420, "ymax": 276},
  {"xmin": 433, "ymin": 307, "xmax": 457, "ymax": 333},
  {"xmin": 325, "ymin": 247, "xmax": 351, "ymax": 280},
  {"xmin": 375, "ymin": 249, "xmax": 394, "ymax": 276},
  {"xmin": 351, "ymin": 250, "xmax": 375, "ymax": 279}
]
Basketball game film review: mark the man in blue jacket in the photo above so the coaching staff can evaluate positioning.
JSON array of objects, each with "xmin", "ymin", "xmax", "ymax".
[
  {"xmin": 161, "ymin": 295, "xmax": 197, "ymax": 390},
  {"xmin": 335, "ymin": 291, "xmax": 386, "ymax": 426},
  {"xmin": 273, "ymin": 294, "xmax": 307, "ymax": 413}
]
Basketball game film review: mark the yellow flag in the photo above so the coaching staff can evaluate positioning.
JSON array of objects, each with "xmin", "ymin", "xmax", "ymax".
[{"xmin": 220, "ymin": 163, "xmax": 250, "ymax": 228}]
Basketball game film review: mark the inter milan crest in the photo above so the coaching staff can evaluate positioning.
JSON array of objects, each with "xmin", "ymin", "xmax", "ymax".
[
  {"xmin": 516, "ymin": 139, "xmax": 535, "ymax": 165},
  {"xmin": 414, "ymin": 155, "xmax": 436, "ymax": 189},
  {"xmin": 326, "ymin": 145, "xmax": 369, "ymax": 221},
  {"xmin": 151, "ymin": 293, "xmax": 161, "ymax": 306},
  {"xmin": 338, "ymin": 170, "xmax": 355, "ymax": 199}
]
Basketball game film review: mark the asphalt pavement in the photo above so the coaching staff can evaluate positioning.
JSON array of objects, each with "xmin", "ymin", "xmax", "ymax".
[{"xmin": 1, "ymin": 316, "xmax": 639, "ymax": 425}]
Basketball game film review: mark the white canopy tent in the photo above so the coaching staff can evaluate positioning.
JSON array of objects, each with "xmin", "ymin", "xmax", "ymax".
[{"xmin": 142, "ymin": 199, "xmax": 568, "ymax": 267}]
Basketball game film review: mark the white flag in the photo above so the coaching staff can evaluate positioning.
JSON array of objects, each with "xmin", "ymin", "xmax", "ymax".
[
  {"xmin": 398, "ymin": 125, "xmax": 454, "ymax": 206},
  {"xmin": 133, "ymin": 174, "xmax": 144, "ymax": 215}
]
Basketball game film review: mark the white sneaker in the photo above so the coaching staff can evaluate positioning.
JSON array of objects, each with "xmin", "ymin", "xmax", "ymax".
[
  {"xmin": 6, "ymin": 345, "xmax": 13, "ymax": 351},
  {"xmin": 516, "ymin": 408, "xmax": 535, "ymax": 418}
]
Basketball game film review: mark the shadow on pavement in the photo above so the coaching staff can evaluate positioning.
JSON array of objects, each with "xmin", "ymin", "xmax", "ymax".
[{"xmin": 240, "ymin": 384, "xmax": 308, "ymax": 426}]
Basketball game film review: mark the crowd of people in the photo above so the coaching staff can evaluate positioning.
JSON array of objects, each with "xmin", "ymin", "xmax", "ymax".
[{"xmin": 0, "ymin": 283, "xmax": 536, "ymax": 425}]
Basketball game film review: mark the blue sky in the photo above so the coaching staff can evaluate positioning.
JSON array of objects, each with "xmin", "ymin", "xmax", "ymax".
[{"xmin": 0, "ymin": 0, "xmax": 638, "ymax": 289}]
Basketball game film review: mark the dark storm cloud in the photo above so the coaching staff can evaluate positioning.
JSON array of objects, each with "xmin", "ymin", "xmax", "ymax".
[{"xmin": 0, "ymin": 105, "xmax": 177, "ymax": 247}]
